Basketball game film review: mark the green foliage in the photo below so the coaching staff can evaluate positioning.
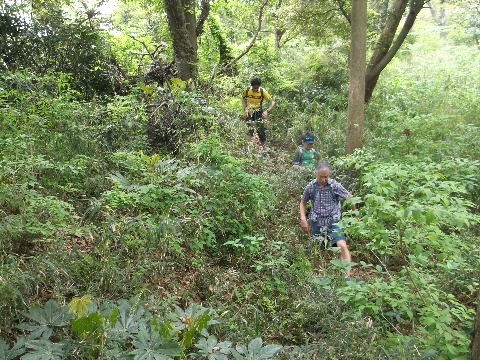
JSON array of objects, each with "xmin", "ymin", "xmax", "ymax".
[
  {"xmin": 108, "ymin": 0, "xmax": 171, "ymax": 76},
  {"xmin": 193, "ymin": 335, "xmax": 233, "ymax": 359},
  {"xmin": 128, "ymin": 327, "xmax": 182, "ymax": 360},
  {"xmin": 367, "ymin": 42, "xmax": 480, "ymax": 162},
  {"xmin": 95, "ymin": 137, "xmax": 276, "ymax": 256},
  {"xmin": 167, "ymin": 304, "xmax": 217, "ymax": 349},
  {"xmin": 333, "ymin": 155, "xmax": 479, "ymax": 358},
  {"xmin": 0, "ymin": 1, "xmax": 121, "ymax": 97},
  {"xmin": 230, "ymin": 337, "xmax": 283, "ymax": 359},
  {"xmin": 7, "ymin": 297, "xmax": 285, "ymax": 359},
  {"xmin": 22, "ymin": 339, "xmax": 66, "ymax": 360},
  {"xmin": 17, "ymin": 299, "xmax": 72, "ymax": 340},
  {"xmin": 145, "ymin": 78, "xmax": 218, "ymax": 153},
  {"xmin": 343, "ymin": 159, "xmax": 478, "ymax": 257},
  {"xmin": 0, "ymin": 337, "xmax": 26, "ymax": 360},
  {"xmin": 68, "ymin": 294, "xmax": 93, "ymax": 318},
  {"xmin": 1, "ymin": 2, "xmax": 479, "ymax": 359}
]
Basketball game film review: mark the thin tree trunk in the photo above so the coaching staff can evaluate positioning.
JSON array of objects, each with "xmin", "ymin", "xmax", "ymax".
[
  {"xmin": 345, "ymin": 0, "xmax": 367, "ymax": 154},
  {"xmin": 473, "ymin": 291, "xmax": 480, "ymax": 359}
]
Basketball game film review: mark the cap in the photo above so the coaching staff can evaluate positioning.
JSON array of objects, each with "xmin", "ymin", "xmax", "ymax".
[{"xmin": 303, "ymin": 136, "xmax": 315, "ymax": 143}]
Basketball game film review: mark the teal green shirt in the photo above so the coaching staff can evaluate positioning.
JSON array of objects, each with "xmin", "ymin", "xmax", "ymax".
[{"xmin": 293, "ymin": 146, "xmax": 321, "ymax": 167}]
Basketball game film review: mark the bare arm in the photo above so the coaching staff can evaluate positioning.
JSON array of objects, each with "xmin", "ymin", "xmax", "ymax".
[
  {"xmin": 299, "ymin": 199, "xmax": 310, "ymax": 233},
  {"xmin": 262, "ymin": 98, "xmax": 275, "ymax": 119},
  {"xmin": 242, "ymin": 96, "xmax": 249, "ymax": 118}
]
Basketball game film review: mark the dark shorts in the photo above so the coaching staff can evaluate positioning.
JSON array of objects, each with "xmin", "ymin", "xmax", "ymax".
[
  {"xmin": 312, "ymin": 221, "xmax": 346, "ymax": 247},
  {"xmin": 246, "ymin": 111, "xmax": 266, "ymax": 142}
]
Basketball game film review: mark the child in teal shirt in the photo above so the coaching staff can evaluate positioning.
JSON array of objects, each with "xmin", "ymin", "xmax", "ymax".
[{"xmin": 293, "ymin": 132, "xmax": 321, "ymax": 168}]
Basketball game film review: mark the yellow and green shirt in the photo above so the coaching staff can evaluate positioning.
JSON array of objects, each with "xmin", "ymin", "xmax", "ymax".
[{"xmin": 242, "ymin": 87, "xmax": 272, "ymax": 111}]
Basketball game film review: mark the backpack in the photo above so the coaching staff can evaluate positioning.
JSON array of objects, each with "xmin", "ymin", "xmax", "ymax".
[
  {"xmin": 244, "ymin": 86, "xmax": 265, "ymax": 110},
  {"xmin": 298, "ymin": 147, "xmax": 318, "ymax": 167}
]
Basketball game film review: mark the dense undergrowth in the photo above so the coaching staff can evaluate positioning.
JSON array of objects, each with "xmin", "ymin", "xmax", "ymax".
[{"xmin": 1, "ymin": 35, "xmax": 480, "ymax": 360}]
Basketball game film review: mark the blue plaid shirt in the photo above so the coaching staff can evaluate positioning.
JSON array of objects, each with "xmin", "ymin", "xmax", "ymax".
[{"xmin": 302, "ymin": 178, "xmax": 351, "ymax": 226}]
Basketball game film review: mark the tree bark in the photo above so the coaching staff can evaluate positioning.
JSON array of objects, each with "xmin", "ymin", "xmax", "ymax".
[
  {"xmin": 473, "ymin": 291, "xmax": 480, "ymax": 359},
  {"xmin": 273, "ymin": 0, "xmax": 285, "ymax": 51},
  {"xmin": 345, "ymin": 0, "xmax": 367, "ymax": 154},
  {"xmin": 163, "ymin": 0, "xmax": 197, "ymax": 81}
]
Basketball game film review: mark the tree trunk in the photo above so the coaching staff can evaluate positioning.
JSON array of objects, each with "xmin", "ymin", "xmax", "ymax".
[
  {"xmin": 473, "ymin": 291, "xmax": 480, "ymax": 359},
  {"xmin": 345, "ymin": 0, "xmax": 367, "ymax": 154},
  {"xmin": 364, "ymin": 0, "xmax": 426, "ymax": 102},
  {"xmin": 274, "ymin": 0, "xmax": 285, "ymax": 51},
  {"xmin": 275, "ymin": 29, "xmax": 284, "ymax": 50},
  {"xmin": 163, "ymin": 0, "xmax": 197, "ymax": 81},
  {"xmin": 429, "ymin": 0, "xmax": 447, "ymax": 39}
]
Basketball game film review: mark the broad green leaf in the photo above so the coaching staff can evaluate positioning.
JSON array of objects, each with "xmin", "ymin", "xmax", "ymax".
[
  {"xmin": 411, "ymin": 208, "xmax": 423, "ymax": 222},
  {"xmin": 256, "ymin": 344, "xmax": 283, "ymax": 359},
  {"xmin": 108, "ymin": 307, "xmax": 120, "ymax": 326},
  {"xmin": 247, "ymin": 337, "xmax": 263, "ymax": 354},
  {"xmin": 22, "ymin": 339, "xmax": 65, "ymax": 360},
  {"xmin": 0, "ymin": 337, "xmax": 26, "ymax": 360},
  {"xmin": 68, "ymin": 294, "xmax": 92, "ymax": 318},
  {"xmin": 18, "ymin": 300, "xmax": 70, "ymax": 339},
  {"xmin": 71, "ymin": 313, "xmax": 104, "ymax": 338}
]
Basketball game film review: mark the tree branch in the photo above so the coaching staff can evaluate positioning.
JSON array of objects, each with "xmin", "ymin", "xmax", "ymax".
[
  {"xmin": 196, "ymin": 0, "xmax": 211, "ymax": 37},
  {"xmin": 128, "ymin": 35, "xmax": 156, "ymax": 61},
  {"xmin": 222, "ymin": 0, "xmax": 269, "ymax": 72},
  {"xmin": 366, "ymin": 0, "xmax": 427, "ymax": 82},
  {"xmin": 335, "ymin": 0, "xmax": 351, "ymax": 24}
]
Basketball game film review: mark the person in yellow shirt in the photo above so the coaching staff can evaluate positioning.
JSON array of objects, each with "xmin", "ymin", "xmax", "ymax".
[{"xmin": 242, "ymin": 76, "xmax": 275, "ymax": 148}]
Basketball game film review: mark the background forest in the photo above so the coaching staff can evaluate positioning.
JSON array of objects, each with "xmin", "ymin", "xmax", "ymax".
[{"xmin": 1, "ymin": 0, "xmax": 479, "ymax": 359}]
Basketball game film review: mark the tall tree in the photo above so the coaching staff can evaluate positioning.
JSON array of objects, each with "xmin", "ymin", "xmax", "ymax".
[
  {"xmin": 345, "ymin": 0, "xmax": 367, "ymax": 154},
  {"xmin": 278, "ymin": 0, "xmax": 428, "ymax": 102},
  {"xmin": 163, "ymin": 0, "xmax": 198, "ymax": 80}
]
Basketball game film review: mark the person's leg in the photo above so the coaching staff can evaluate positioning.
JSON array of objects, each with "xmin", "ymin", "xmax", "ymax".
[
  {"xmin": 329, "ymin": 223, "xmax": 351, "ymax": 278},
  {"xmin": 244, "ymin": 118, "xmax": 255, "ymax": 154},
  {"xmin": 336, "ymin": 240, "xmax": 351, "ymax": 277},
  {"xmin": 250, "ymin": 111, "xmax": 265, "ymax": 148},
  {"xmin": 258, "ymin": 122, "xmax": 267, "ymax": 147},
  {"xmin": 246, "ymin": 118, "xmax": 255, "ymax": 139},
  {"xmin": 311, "ymin": 222, "xmax": 329, "ymax": 249}
]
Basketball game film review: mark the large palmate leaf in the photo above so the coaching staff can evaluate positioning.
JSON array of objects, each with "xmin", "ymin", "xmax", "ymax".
[
  {"xmin": 0, "ymin": 337, "xmax": 26, "ymax": 360},
  {"xmin": 193, "ymin": 335, "xmax": 232, "ymax": 360},
  {"xmin": 129, "ymin": 323, "xmax": 182, "ymax": 360},
  {"xmin": 230, "ymin": 338, "xmax": 283, "ymax": 360},
  {"xmin": 107, "ymin": 299, "xmax": 148, "ymax": 341},
  {"xmin": 17, "ymin": 300, "xmax": 71, "ymax": 339},
  {"xmin": 68, "ymin": 294, "xmax": 92, "ymax": 318},
  {"xmin": 22, "ymin": 339, "xmax": 65, "ymax": 360},
  {"xmin": 71, "ymin": 312, "xmax": 104, "ymax": 338}
]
